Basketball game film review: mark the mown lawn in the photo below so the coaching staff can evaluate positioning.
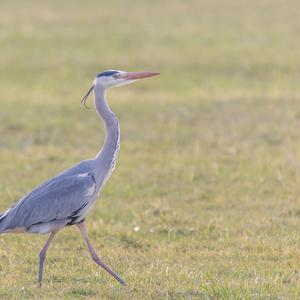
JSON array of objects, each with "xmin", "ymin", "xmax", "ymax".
[{"xmin": 1, "ymin": 0, "xmax": 300, "ymax": 299}]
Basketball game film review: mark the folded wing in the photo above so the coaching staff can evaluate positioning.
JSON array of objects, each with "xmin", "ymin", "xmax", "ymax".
[{"xmin": 2, "ymin": 172, "xmax": 96, "ymax": 232}]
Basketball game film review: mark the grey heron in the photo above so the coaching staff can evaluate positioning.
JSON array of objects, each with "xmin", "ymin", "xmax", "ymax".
[{"xmin": 0, "ymin": 70, "xmax": 159, "ymax": 286}]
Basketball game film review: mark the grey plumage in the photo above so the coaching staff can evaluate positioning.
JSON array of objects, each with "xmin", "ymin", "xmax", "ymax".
[
  {"xmin": 0, "ymin": 137, "xmax": 111, "ymax": 234},
  {"xmin": 0, "ymin": 69, "xmax": 159, "ymax": 286},
  {"xmin": 0, "ymin": 170, "xmax": 96, "ymax": 233}
]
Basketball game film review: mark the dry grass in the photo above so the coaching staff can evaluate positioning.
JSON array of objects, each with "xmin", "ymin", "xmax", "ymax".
[{"xmin": 1, "ymin": 0, "xmax": 300, "ymax": 298}]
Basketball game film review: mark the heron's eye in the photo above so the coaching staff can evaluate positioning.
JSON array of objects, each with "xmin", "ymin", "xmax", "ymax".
[{"xmin": 113, "ymin": 73, "xmax": 122, "ymax": 79}]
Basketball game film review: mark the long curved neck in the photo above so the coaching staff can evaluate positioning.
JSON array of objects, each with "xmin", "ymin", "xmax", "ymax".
[{"xmin": 92, "ymin": 85, "xmax": 120, "ymax": 180}]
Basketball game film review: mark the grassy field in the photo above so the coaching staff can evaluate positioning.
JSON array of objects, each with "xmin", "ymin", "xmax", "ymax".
[{"xmin": 1, "ymin": 0, "xmax": 300, "ymax": 298}]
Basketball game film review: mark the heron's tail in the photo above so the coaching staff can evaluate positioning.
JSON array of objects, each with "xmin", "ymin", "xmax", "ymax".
[{"xmin": 0, "ymin": 208, "xmax": 11, "ymax": 233}]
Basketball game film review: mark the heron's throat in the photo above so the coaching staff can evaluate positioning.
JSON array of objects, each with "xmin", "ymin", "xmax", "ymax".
[{"xmin": 93, "ymin": 86, "xmax": 120, "ymax": 180}]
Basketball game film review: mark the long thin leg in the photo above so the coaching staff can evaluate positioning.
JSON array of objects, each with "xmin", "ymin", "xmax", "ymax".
[
  {"xmin": 38, "ymin": 230, "xmax": 58, "ymax": 287},
  {"xmin": 76, "ymin": 222, "xmax": 126, "ymax": 286}
]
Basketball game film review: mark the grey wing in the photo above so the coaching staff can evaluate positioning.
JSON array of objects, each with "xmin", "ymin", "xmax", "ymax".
[{"xmin": 3, "ymin": 172, "xmax": 96, "ymax": 231}]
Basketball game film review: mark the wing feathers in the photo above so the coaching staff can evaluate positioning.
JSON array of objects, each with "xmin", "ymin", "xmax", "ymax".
[{"xmin": 5, "ymin": 172, "xmax": 96, "ymax": 231}]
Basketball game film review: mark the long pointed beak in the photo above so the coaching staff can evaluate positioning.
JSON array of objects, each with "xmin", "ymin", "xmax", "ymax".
[{"xmin": 123, "ymin": 72, "xmax": 160, "ymax": 80}]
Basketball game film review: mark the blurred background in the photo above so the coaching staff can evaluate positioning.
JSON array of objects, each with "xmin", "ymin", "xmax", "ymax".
[{"xmin": 1, "ymin": 0, "xmax": 300, "ymax": 298}]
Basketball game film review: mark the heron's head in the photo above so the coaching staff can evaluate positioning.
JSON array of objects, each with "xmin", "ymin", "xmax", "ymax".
[
  {"xmin": 81, "ymin": 70, "xmax": 159, "ymax": 108},
  {"xmin": 95, "ymin": 70, "xmax": 159, "ymax": 88}
]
